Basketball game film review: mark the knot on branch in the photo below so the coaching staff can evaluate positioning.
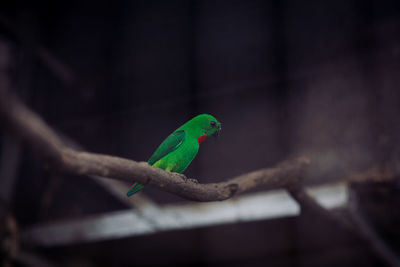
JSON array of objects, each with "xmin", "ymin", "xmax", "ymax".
[{"xmin": 227, "ymin": 183, "xmax": 239, "ymax": 196}]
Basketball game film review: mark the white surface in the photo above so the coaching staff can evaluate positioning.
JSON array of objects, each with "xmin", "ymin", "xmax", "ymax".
[{"xmin": 22, "ymin": 182, "xmax": 348, "ymax": 246}]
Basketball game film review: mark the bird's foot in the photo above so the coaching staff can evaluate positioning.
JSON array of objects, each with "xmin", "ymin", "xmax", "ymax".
[
  {"xmin": 187, "ymin": 178, "xmax": 199, "ymax": 184},
  {"xmin": 178, "ymin": 174, "xmax": 198, "ymax": 183}
]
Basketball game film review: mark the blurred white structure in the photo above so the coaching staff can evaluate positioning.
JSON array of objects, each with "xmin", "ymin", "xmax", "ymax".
[{"xmin": 23, "ymin": 182, "xmax": 348, "ymax": 246}]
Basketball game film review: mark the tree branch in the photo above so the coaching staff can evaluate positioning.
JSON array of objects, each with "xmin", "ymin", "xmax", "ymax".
[
  {"xmin": 286, "ymin": 185, "xmax": 354, "ymax": 230},
  {"xmin": 287, "ymin": 185, "xmax": 400, "ymax": 267},
  {"xmin": 0, "ymin": 87, "xmax": 309, "ymax": 201},
  {"xmin": 347, "ymin": 188, "xmax": 400, "ymax": 267}
]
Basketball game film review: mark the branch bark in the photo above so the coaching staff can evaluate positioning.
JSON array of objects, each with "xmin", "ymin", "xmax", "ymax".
[
  {"xmin": 347, "ymin": 188, "xmax": 400, "ymax": 267},
  {"xmin": 0, "ymin": 87, "xmax": 309, "ymax": 201},
  {"xmin": 287, "ymin": 185, "xmax": 400, "ymax": 267}
]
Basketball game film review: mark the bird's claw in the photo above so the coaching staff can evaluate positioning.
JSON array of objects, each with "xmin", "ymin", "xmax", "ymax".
[
  {"xmin": 179, "ymin": 174, "xmax": 198, "ymax": 183},
  {"xmin": 187, "ymin": 178, "xmax": 199, "ymax": 183}
]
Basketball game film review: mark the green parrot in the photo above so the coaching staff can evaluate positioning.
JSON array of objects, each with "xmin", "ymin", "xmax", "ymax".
[{"xmin": 127, "ymin": 114, "xmax": 222, "ymax": 197}]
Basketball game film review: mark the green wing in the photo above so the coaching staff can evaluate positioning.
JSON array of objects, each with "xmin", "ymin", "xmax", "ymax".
[{"xmin": 148, "ymin": 130, "xmax": 185, "ymax": 166}]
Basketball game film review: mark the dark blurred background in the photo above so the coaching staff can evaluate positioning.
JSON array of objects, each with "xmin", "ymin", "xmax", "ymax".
[{"xmin": 1, "ymin": 0, "xmax": 400, "ymax": 266}]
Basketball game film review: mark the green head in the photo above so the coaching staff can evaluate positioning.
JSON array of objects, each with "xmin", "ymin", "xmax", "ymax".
[{"xmin": 179, "ymin": 114, "xmax": 222, "ymax": 138}]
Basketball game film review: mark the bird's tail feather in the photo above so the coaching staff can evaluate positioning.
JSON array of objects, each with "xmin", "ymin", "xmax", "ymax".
[{"xmin": 127, "ymin": 182, "xmax": 144, "ymax": 197}]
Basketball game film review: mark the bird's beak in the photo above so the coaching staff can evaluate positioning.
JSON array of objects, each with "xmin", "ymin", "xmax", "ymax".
[{"xmin": 212, "ymin": 124, "xmax": 222, "ymax": 137}]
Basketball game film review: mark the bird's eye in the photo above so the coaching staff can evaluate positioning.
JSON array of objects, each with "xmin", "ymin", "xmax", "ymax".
[{"xmin": 210, "ymin": 121, "xmax": 216, "ymax": 127}]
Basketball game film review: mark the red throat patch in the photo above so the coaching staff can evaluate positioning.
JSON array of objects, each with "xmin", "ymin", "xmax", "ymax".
[{"xmin": 197, "ymin": 134, "xmax": 208, "ymax": 145}]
